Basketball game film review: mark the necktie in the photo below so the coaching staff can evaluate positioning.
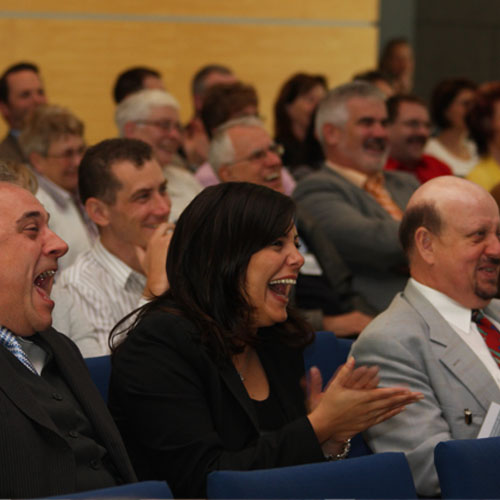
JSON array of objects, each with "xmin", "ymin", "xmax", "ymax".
[
  {"xmin": 363, "ymin": 173, "xmax": 403, "ymax": 221},
  {"xmin": 0, "ymin": 326, "xmax": 38, "ymax": 375},
  {"xmin": 471, "ymin": 309, "xmax": 500, "ymax": 367}
]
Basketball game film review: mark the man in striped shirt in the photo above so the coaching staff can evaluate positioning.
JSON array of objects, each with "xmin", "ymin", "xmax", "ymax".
[{"xmin": 52, "ymin": 138, "xmax": 173, "ymax": 357}]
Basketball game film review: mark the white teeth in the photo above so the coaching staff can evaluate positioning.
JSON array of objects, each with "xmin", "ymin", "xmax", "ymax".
[
  {"xmin": 269, "ymin": 278, "xmax": 296, "ymax": 285},
  {"xmin": 35, "ymin": 270, "xmax": 55, "ymax": 283},
  {"xmin": 265, "ymin": 172, "xmax": 279, "ymax": 181}
]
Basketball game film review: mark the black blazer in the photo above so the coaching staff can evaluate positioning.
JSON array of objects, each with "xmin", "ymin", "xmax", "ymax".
[
  {"xmin": 0, "ymin": 327, "xmax": 136, "ymax": 498},
  {"xmin": 109, "ymin": 310, "xmax": 324, "ymax": 498}
]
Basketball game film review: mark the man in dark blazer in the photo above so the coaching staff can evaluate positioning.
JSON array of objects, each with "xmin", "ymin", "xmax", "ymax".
[
  {"xmin": 294, "ymin": 81, "xmax": 419, "ymax": 312},
  {"xmin": 351, "ymin": 176, "xmax": 500, "ymax": 496},
  {"xmin": 0, "ymin": 180, "xmax": 136, "ymax": 498},
  {"xmin": 0, "ymin": 62, "xmax": 47, "ymax": 163}
]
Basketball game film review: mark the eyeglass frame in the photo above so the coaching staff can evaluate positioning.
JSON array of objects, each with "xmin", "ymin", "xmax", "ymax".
[{"xmin": 134, "ymin": 119, "xmax": 184, "ymax": 134}]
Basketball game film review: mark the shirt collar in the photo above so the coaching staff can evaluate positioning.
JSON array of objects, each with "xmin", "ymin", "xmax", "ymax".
[
  {"xmin": 325, "ymin": 160, "xmax": 369, "ymax": 189},
  {"xmin": 35, "ymin": 172, "xmax": 72, "ymax": 208},
  {"xmin": 410, "ymin": 277, "xmax": 472, "ymax": 332},
  {"xmin": 93, "ymin": 239, "xmax": 146, "ymax": 290}
]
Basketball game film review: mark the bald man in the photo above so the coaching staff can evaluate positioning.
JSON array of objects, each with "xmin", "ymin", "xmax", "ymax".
[{"xmin": 351, "ymin": 176, "xmax": 500, "ymax": 497}]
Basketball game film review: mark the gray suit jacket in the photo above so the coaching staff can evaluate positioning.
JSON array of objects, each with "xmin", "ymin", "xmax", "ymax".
[
  {"xmin": 350, "ymin": 280, "xmax": 500, "ymax": 497},
  {"xmin": 293, "ymin": 166, "xmax": 419, "ymax": 311}
]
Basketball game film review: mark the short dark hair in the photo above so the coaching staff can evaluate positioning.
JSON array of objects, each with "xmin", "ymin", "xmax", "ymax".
[
  {"xmin": 0, "ymin": 62, "xmax": 40, "ymax": 103},
  {"xmin": 201, "ymin": 82, "xmax": 258, "ymax": 138},
  {"xmin": 430, "ymin": 78, "xmax": 477, "ymax": 129},
  {"xmin": 113, "ymin": 182, "xmax": 313, "ymax": 360},
  {"xmin": 79, "ymin": 138, "xmax": 153, "ymax": 205},
  {"xmin": 191, "ymin": 64, "xmax": 233, "ymax": 98},
  {"xmin": 113, "ymin": 66, "xmax": 162, "ymax": 104},
  {"xmin": 466, "ymin": 82, "xmax": 500, "ymax": 156},
  {"xmin": 386, "ymin": 94, "xmax": 427, "ymax": 123},
  {"xmin": 399, "ymin": 202, "xmax": 442, "ymax": 256}
]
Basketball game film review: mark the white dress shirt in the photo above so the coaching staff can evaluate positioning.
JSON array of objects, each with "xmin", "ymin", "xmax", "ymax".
[
  {"xmin": 52, "ymin": 239, "xmax": 148, "ymax": 357},
  {"xmin": 411, "ymin": 278, "xmax": 500, "ymax": 389}
]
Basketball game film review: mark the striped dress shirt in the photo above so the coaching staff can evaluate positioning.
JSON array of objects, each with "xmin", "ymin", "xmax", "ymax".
[{"xmin": 51, "ymin": 240, "xmax": 147, "ymax": 357}]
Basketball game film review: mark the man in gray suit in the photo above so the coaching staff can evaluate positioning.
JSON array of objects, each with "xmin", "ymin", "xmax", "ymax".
[
  {"xmin": 351, "ymin": 176, "xmax": 500, "ymax": 496},
  {"xmin": 293, "ymin": 81, "xmax": 419, "ymax": 312}
]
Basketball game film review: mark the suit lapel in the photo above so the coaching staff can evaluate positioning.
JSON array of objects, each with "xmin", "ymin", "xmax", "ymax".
[
  {"xmin": 0, "ymin": 343, "xmax": 62, "ymax": 435},
  {"xmin": 404, "ymin": 282, "xmax": 500, "ymax": 410}
]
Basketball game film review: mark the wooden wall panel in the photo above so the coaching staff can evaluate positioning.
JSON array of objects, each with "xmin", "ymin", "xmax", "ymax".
[{"xmin": 0, "ymin": 2, "xmax": 379, "ymax": 145}]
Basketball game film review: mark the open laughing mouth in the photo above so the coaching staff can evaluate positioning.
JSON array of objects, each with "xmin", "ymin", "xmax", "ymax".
[
  {"xmin": 268, "ymin": 277, "xmax": 296, "ymax": 300},
  {"xmin": 34, "ymin": 269, "xmax": 56, "ymax": 302}
]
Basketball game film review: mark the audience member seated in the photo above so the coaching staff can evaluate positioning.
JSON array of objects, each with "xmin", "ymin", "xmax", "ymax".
[
  {"xmin": 52, "ymin": 138, "xmax": 173, "ymax": 357},
  {"xmin": 352, "ymin": 69, "xmax": 395, "ymax": 99},
  {"xmin": 0, "ymin": 62, "xmax": 47, "ymax": 163},
  {"xmin": 184, "ymin": 64, "xmax": 237, "ymax": 169},
  {"xmin": 112, "ymin": 66, "xmax": 164, "ymax": 104},
  {"xmin": 108, "ymin": 181, "xmax": 422, "ymax": 498},
  {"xmin": 273, "ymin": 73, "xmax": 327, "ymax": 178},
  {"xmin": 195, "ymin": 81, "xmax": 297, "ymax": 195},
  {"xmin": 115, "ymin": 89, "xmax": 202, "ymax": 220},
  {"xmin": 467, "ymin": 82, "xmax": 500, "ymax": 191},
  {"xmin": 294, "ymin": 82, "xmax": 419, "ymax": 312},
  {"xmin": 385, "ymin": 94, "xmax": 452, "ymax": 183},
  {"xmin": 209, "ymin": 116, "xmax": 374, "ymax": 335},
  {"xmin": 378, "ymin": 38, "xmax": 414, "ymax": 94},
  {"xmin": 351, "ymin": 176, "xmax": 500, "ymax": 497},
  {"xmin": 19, "ymin": 104, "xmax": 95, "ymax": 271},
  {"xmin": 426, "ymin": 77, "xmax": 478, "ymax": 176},
  {"xmin": 0, "ymin": 180, "xmax": 136, "ymax": 498}
]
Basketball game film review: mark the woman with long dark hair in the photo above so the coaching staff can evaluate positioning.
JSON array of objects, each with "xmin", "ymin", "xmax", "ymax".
[{"xmin": 109, "ymin": 182, "xmax": 421, "ymax": 498}]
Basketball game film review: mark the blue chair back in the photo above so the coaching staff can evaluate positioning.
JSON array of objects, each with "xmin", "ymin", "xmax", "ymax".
[
  {"xmin": 304, "ymin": 331, "xmax": 371, "ymax": 457},
  {"xmin": 435, "ymin": 437, "xmax": 500, "ymax": 498},
  {"xmin": 84, "ymin": 355, "xmax": 111, "ymax": 401},
  {"xmin": 37, "ymin": 480, "xmax": 173, "ymax": 499},
  {"xmin": 207, "ymin": 452, "xmax": 417, "ymax": 499}
]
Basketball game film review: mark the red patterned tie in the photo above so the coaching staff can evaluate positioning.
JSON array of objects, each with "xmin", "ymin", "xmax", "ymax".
[{"xmin": 472, "ymin": 309, "xmax": 500, "ymax": 367}]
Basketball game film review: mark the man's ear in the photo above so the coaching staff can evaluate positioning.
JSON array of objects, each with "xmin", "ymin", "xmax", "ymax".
[
  {"xmin": 322, "ymin": 123, "xmax": 340, "ymax": 147},
  {"xmin": 218, "ymin": 165, "xmax": 232, "ymax": 182},
  {"xmin": 0, "ymin": 101, "xmax": 10, "ymax": 121},
  {"xmin": 29, "ymin": 152, "xmax": 45, "ymax": 174},
  {"xmin": 85, "ymin": 197, "xmax": 110, "ymax": 227},
  {"xmin": 414, "ymin": 226, "xmax": 435, "ymax": 264}
]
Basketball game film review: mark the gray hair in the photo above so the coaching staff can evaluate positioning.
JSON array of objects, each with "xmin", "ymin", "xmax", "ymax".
[
  {"xmin": 208, "ymin": 116, "xmax": 265, "ymax": 175},
  {"xmin": 0, "ymin": 160, "xmax": 38, "ymax": 194},
  {"xmin": 115, "ymin": 89, "xmax": 180, "ymax": 136},
  {"xmin": 315, "ymin": 81, "xmax": 385, "ymax": 144}
]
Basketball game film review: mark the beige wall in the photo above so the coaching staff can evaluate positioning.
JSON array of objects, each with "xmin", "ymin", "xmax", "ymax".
[{"xmin": 0, "ymin": 1, "xmax": 379, "ymax": 144}]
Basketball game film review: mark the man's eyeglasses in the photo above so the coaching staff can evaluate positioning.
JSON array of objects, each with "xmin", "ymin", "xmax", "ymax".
[
  {"xmin": 228, "ymin": 143, "xmax": 284, "ymax": 165},
  {"xmin": 46, "ymin": 145, "xmax": 86, "ymax": 161},
  {"xmin": 135, "ymin": 120, "xmax": 184, "ymax": 134}
]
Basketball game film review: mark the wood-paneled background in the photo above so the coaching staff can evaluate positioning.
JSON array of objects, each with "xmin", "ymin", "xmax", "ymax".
[{"xmin": 0, "ymin": 1, "xmax": 379, "ymax": 144}]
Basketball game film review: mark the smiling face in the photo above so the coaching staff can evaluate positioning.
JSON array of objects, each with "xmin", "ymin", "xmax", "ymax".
[
  {"xmin": 445, "ymin": 88, "xmax": 476, "ymax": 130},
  {"xmin": 430, "ymin": 188, "xmax": 500, "ymax": 309},
  {"xmin": 218, "ymin": 126, "xmax": 284, "ymax": 193},
  {"xmin": 244, "ymin": 226, "xmax": 304, "ymax": 328},
  {"xmin": 31, "ymin": 134, "xmax": 85, "ymax": 193},
  {"xmin": 0, "ymin": 70, "xmax": 47, "ymax": 129},
  {"xmin": 388, "ymin": 101, "xmax": 431, "ymax": 165},
  {"xmin": 101, "ymin": 158, "xmax": 171, "ymax": 253},
  {"xmin": 0, "ymin": 183, "xmax": 68, "ymax": 336},
  {"xmin": 128, "ymin": 105, "xmax": 182, "ymax": 167},
  {"xmin": 326, "ymin": 96, "xmax": 389, "ymax": 173}
]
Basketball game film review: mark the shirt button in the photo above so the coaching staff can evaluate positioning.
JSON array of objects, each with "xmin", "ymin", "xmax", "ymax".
[
  {"xmin": 68, "ymin": 430, "xmax": 79, "ymax": 438},
  {"xmin": 89, "ymin": 459, "xmax": 101, "ymax": 470},
  {"xmin": 52, "ymin": 393, "xmax": 63, "ymax": 401}
]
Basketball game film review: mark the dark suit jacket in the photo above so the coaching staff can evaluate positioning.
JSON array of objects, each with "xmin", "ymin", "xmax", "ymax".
[
  {"xmin": 109, "ymin": 310, "xmax": 324, "ymax": 498},
  {"xmin": 0, "ymin": 131, "xmax": 25, "ymax": 163},
  {"xmin": 0, "ymin": 327, "xmax": 136, "ymax": 498}
]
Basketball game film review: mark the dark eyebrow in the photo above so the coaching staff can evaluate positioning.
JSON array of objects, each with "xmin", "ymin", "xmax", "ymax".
[{"xmin": 16, "ymin": 211, "xmax": 43, "ymax": 224}]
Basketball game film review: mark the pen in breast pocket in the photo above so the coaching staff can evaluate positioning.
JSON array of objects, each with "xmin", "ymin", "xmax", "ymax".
[{"xmin": 464, "ymin": 408, "xmax": 472, "ymax": 425}]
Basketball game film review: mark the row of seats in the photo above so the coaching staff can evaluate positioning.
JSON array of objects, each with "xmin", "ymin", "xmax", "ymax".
[{"xmin": 73, "ymin": 333, "xmax": 496, "ymax": 499}]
